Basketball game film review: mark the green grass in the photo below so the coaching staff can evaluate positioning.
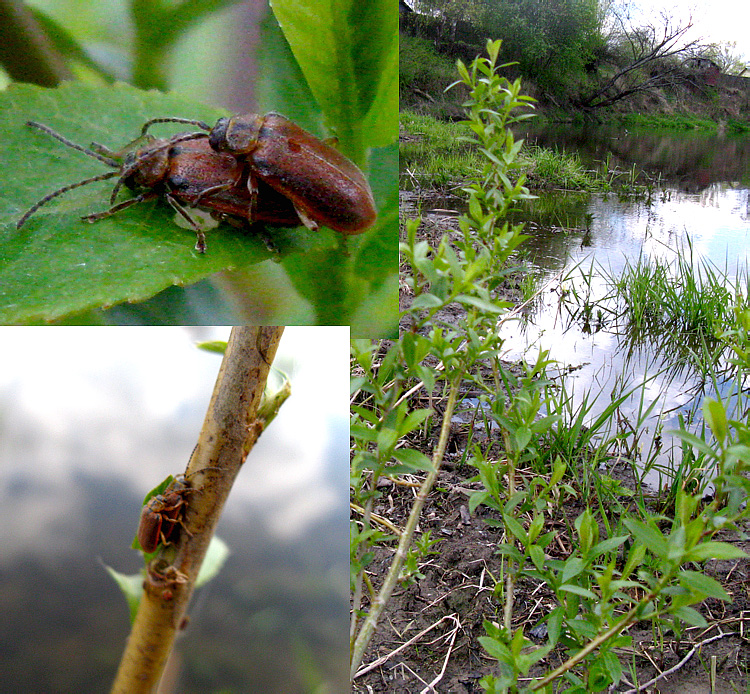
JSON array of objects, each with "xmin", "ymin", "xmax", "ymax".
[
  {"xmin": 610, "ymin": 242, "xmax": 740, "ymax": 341},
  {"xmin": 523, "ymin": 145, "xmax": 609, "ymax": 192},
  {"xmin": 614, "ymin": 112, "xmax": 720, "ymax": 131},
  {"xmin": 400, "ymin": 111, "xmax": 612, "ymax": 192},
  {"xmin": 400, "ymin": 111, "xmax": 483, "ymax": 187}
]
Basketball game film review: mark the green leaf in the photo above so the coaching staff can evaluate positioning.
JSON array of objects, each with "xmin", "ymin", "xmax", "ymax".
[
  {"xmin": 704, "ymin": 398, "xmax": 728, "ymax": 444},
  {"xmin": 270, "ymin": 0, "xmax": 397, "ymax": 161},
  {"xmin": 392, "ymin": 448, "xmax": 435, "ymax": 473},
  {"xmin": 503, "ymin": 514, "xmax": 528, "ymax": 545},
  {"xmin": 196, "ymin": 340, "xmax": 227, "ymax": 354},
  {"xmin": 558, "ymin": 584, "xmax": 597, "ymax": 600},
  {"xmin": 478, "ymin": 635, "xmax": 511, "ymax": 664},
  {"xmin": 671, "ymin": 605, "xmax": 707, "ymax": 627},
  {"xmin": 195, "ymin": 535, "xmax": 230, "ymax": 588},
  {"xmin": 529, "ymin": 545, "xmax": 546, "ymax": 571},
  {"xmin": 685, "ymin": 541, "xmax": 748, "ymax": 561},
  {"xmin": 560, "ymin": 556, "xmax": 585, "ymax": 583},
  {"xmin": 623, "ymin": 518, "xmax": 667, "ymax": 559},
  {"xmin": 678, "ymin": 570, "xmax": 731, "ymax": 601},
  {"xmin": 102, "ymin": 564, "xmax": 144, "ymax": 624},
  {"xmin": 29, "ymin": 8, "xmax": 116, "ymax": 82}
]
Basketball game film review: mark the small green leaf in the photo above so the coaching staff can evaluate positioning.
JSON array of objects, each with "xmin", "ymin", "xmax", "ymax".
[
  {"xmin": 503, "ymin": 514, "xmax": 528, "ymax": 545},
  {"xmin": 392, "ymin": 448, "xmax": 435, "ymax": 473},
  {"xmin": 679, "ymin": 570, "xmax": 731, "ymax": 601},
  {"xmin": 704, "ymin": 398, "xmax": 728, "ymax": 444},
  {"xmin": 559, "ymin": 583, "xmax": 597, "ymax": 600},
  {"xmin": 560, "ymin": 556, "xmax": 585, "ymax": 583},
  {"xmin": 102, "ymin": 563, "xmax": 144, "ymax": 624},
  {"xmin": 685, "ymin": 541, "xmax": 748, "ymax": 561},
  {"xmin": 623, "ymin": 518, "xmax": 667, "ymax": 558},
  {"xmin": 478, "ymin": 635, "xmax": 511, "ymax": 664},
  {"xmin": 196, "ymin": 340, "xmax": 227, "ymax": 354},
  {"xmin": 529, "ymin": 545, "xmax": 546, "ymax": 571},
  {"xmin": 196, "ymin": 535, "xmax": 230, "ymax": 588},
  {"xmin": 671, "ymin": 605, "xmax": 707, "ymax": 627}
]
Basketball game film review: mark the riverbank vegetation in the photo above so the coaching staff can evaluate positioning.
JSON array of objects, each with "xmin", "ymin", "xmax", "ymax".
[
  {"xmin": 356, "ymin": 41, "xmax": 750, "ymax": 692},
  {"xmin": 400, "ymin": 1, "xmax": 750, "ymax": 128},
  {"xmin": 401, "ymin": 110, "xmax": 653, "ymax": 196}
]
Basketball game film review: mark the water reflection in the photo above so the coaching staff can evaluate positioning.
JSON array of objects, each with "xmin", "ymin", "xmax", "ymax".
[
  {"xmin": 519, "ymin": 123, "xmax": 750, "ymax": 191},
  {"xmin": 0, "ymin": 327, "xmax": 348, "ymax": 693},
  {"xmin": 483, "ymin": 127, "xmax": 750, "ymax": 486}
]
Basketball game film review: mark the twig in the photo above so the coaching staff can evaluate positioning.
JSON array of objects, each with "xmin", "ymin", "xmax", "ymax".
[
  {"xmin": 350, "ymin": 375, "xmax": 464, "ymax": 679},
  {"xmin": 620, "ymin": 631, "xmax": 736, "ymax": 694},
  {"xmin": 353, "ymin": 614, "xmax": 459, "ymax": 680},
  {"xmin": 350, "ymin": 502, "xmax": 403, "ymax": 535},
  {"xmin": 420, "ymin": 615, "xmax": 461, "ymax": 693}
]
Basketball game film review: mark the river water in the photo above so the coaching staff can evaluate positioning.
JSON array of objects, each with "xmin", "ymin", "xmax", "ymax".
[{"xmin": 497, "ymin": 124, "xmax": 750, "ymax": 487}]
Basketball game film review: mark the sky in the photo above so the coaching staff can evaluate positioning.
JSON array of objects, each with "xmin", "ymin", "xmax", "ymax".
[{"xmin": 626, "ymin": 0, "xmax": 750, "ymax": 62}]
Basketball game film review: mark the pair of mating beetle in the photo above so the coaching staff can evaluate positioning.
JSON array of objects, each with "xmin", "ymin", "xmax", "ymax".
[
  {"xmin": 17, "ymin": 112, "xmax": 377, "ymax": 253},
  {"xmin": 137, "ymin": 473, "xmax": 194, "ymax": 554}
]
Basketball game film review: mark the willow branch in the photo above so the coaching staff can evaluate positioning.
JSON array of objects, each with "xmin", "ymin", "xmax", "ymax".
[
  {"xmin": 350, "ymin": 372, "xmax": 464, "ymax": 679},
  {"xmin": 111, "ymin": 326, "xmax": 286, "ymax": 694}
]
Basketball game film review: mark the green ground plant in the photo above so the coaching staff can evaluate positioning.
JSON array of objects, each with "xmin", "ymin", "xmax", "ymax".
[{"xmin": 354, "ymin": 40, "xmax": 749, "ymax": 692}]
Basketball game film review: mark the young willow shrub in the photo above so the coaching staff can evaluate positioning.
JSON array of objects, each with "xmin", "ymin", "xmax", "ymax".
[{"xmin": 350, "ymin": 39, "xmax": 534, "ymax": 679}]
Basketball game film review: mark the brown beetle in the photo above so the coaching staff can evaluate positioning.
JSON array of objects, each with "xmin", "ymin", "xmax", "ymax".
[
  {"xmin": 137, "ymin": 474, "xmax": 193, "ymax": 553},
  {"xmin": 17, "ymin": 122, "xmax": 301, "ymax": 252},
  {"xmin": 139, "ymin": 112, "xmax": 377, "ymax": 235}
]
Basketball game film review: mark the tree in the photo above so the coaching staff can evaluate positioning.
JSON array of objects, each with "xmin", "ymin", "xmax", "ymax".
[
  {"xmin": 482, "ymin": 0, "xmax": 607, "ymax": 93},
  {"xmin": 704, "ymin": 41, "xmax": 749, "ymax": 76},
  {"xmin": 577, "ymin": 11, "xmax": 708, "ymax": 108}
]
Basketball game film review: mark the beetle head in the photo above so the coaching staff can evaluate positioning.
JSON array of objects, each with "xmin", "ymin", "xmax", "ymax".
[
  {"xmin": 209, "ymin": 114, "xmax": 264, "ymax": 155},
  {"xmin": 122, "ymin": 144, "xmax": 171, "ymax": 191}
]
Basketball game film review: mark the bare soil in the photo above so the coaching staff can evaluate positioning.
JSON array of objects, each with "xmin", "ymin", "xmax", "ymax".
[{"xmin": 353, "ymin": 418, "xmax": 750, "ymax": 693}]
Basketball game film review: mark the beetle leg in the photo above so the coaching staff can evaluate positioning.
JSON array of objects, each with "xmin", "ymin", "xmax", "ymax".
[
  {"xmin": 292, "ymin": 204, "xmax": 319, "ymax": 232},
  {"xmin": 165, "ymin": 193, "xmax": 207, "ymax": 253},
  {"xmin": 246, "ymin": 172, "xmax": 259, "ymax": 218},
  {"xmin": 191, "ymin": 182, "xmax": 234, "ymax": 207},
  {"xmin": 158, "ymin": 515, "xmax": 194, "ymax": 542},
  {"xmin": 81, "ymin": 191, "xmax": 159, "ymax": 222}
]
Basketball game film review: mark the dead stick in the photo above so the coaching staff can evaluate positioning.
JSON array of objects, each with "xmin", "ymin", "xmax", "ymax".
[{"xmin": 621, "ymin": 631, "xmax": 735, "ymax": 694}]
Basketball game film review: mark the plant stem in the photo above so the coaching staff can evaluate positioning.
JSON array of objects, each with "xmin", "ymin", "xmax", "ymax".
[
  {"xmin": 530, "ymin": 575, "xmax": 671, "ymax": 690},
  {"xmin": 0, "ymin": 0, "xmax": 71, "ymax": 86},
  {"xmin": 110, "ymin": 326, "xmax": 285, "ymax": 694},
  {"xmin": 350, "ymin": 373, "xmax": 464, "ymax": 679}
]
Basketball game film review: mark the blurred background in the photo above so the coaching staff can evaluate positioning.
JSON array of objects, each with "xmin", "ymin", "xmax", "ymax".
[
  {"xmin": 0, "ymin": 326, "xmax": 348, "ymax": 693},
  {"xmin": 1, "ymin": 0, "xmax": 274, "ymax": 124}
]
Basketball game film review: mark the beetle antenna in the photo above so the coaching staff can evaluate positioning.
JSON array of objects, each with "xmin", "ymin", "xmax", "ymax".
[
  {"xmin": 17, "ymin": 171, "xmax": 119, "ymax": 229},
  {"xmin": 27, "ymin": 121, "xmax": 119, "ymax": 167},
  {"xmin": 140, "ymin": 117, "xmax": 211, "ymax": 136}
]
